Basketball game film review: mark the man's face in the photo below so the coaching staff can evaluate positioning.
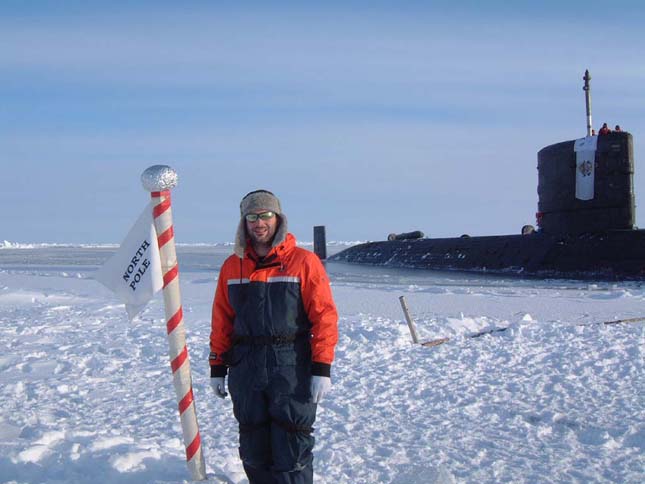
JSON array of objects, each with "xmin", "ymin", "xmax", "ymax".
[{"xmin": 245, "ymin": 209, "xmax": 278, "ymax": 247}]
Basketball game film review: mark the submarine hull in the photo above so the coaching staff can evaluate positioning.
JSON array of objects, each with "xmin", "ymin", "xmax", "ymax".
[
  {"xmin": 328, "ymin": 230, "xmax": 645, "ymax": 280},
  {"xmin": 330, "ymin": 133, "xmax": 642, "ymax": 279}
]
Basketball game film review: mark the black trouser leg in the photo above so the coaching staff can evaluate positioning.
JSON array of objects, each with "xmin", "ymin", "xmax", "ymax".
[
  {"xmin": 268, "ymin": 366, "xmax": 317, "ymax": 484},
  {"xmin": 229, "ymin": 364, "xmax": 274, "ymax": 480},
  {"xmin": 243, "ymin": 462, "xmax": 275, "ymax": 484}
]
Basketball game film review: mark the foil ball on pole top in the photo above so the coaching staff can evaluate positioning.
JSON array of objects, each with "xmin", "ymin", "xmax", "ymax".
[
  {"xmin": 140, "ymin": 164, "xmax": 207, "ymax": 481},
  {"xmin": 141, "ymin": 164, "xmax": 179, "ymax": 192}
]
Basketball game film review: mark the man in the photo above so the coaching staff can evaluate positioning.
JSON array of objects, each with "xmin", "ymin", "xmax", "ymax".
[
  {"xmin": 598, "ymin": 122, "xmax": 611, "ymax": 135},
  {"xmin": 209, "ymin": 189, "xmax": 338, "ymax": 484}
]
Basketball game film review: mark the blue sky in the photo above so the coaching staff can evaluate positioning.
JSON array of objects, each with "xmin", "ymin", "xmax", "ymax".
[{"xmin": 2, "ymin": 1, "xmax": 644, "ymax": 243}]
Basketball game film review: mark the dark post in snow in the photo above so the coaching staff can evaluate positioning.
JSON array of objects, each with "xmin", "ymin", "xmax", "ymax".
[
  {"xmin": 313, "ymin": 226, "xmax": 327, "ymax": 260},
  {"xmin": 583, "ymin": 69, "xmax": 593, "ymax": 137}
]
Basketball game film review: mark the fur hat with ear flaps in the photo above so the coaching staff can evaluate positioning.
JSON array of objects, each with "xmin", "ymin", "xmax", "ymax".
[{"xmin": 234, "ymin": 189, "xmax": 288, "ymax": 258}]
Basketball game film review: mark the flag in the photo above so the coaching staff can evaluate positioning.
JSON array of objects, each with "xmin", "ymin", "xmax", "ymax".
[
  {"xmin": 574, "ymin": 135, "xmax": 598, "ymax": 201},
  {"xmin": 95, "ymin": 202, "xmax": 163, "ymax": 319}
]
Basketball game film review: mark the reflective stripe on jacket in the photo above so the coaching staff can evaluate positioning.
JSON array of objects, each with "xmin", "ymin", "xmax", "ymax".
[{"xmin": 210, "ymin": 233, "xmax": 338, "ymax": 377}]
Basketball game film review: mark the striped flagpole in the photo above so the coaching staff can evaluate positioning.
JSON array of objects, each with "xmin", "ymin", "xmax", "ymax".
[{"xmin": 141, "ymin": 165, "xmax": 207, "ymax": 481}]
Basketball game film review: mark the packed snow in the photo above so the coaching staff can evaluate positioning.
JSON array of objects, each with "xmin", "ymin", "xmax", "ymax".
[{"xmin": 0, "ymin": 246, "xmax": 643, "ymax": 483}]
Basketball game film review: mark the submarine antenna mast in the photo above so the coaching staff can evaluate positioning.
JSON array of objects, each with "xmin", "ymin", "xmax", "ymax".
[{"xmin": 583, "ymin": 69, "xmax": 593, "ymax": 136}]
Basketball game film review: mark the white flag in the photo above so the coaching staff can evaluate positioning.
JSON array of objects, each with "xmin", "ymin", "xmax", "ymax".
[
  {"xmin": 574, "ymin": 135, "xmax": 598, "ymax": 201},
  {"xmin": 95, "ymin": 202, "xmax": 163, "ymax": 319}
]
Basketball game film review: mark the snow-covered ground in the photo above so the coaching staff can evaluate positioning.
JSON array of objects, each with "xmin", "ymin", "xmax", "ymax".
[{"xmin": 0, "ymin": 246, "xmax": 643, "ymax": 483}]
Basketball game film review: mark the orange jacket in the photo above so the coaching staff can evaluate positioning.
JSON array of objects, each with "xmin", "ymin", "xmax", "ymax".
[{"xmin": 210, "ymin": 233, "xmax": 338, "ymax": 377}]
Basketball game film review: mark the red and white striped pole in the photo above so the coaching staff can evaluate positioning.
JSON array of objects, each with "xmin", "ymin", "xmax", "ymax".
[{"xmin": 141, "ymin": 165, "xmax": 206, "ymax": 481}]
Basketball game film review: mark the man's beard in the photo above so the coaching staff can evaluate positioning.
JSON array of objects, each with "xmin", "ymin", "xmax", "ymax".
[{"xmin": 249, "ymin": 226, "xmax": 276, "ymax": 247}]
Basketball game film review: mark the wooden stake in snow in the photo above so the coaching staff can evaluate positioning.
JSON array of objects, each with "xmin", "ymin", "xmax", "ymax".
[
  {"xmin": 141, "ymin": 165, "xmax": 206, "ymax": 481},
  {"xmin": 399, "ymin": 296, "xmax": 420, "ymax": 343}
]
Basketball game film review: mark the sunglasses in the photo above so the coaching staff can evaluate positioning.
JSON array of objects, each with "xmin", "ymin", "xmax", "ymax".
[{"xmin": 245, "ymin": 211, "xmax": 276, "ymax": 222}]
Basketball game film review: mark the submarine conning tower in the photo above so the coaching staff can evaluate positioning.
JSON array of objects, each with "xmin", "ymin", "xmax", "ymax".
[{"xmin": 536, "ymin": 131, "xmax": 635, "ymax": 234}]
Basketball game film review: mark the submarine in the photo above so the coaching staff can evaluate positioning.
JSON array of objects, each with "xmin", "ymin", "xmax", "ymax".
[{"xmin": 328, "ymin": 71, "xmax": 645, "ymax": 280}]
